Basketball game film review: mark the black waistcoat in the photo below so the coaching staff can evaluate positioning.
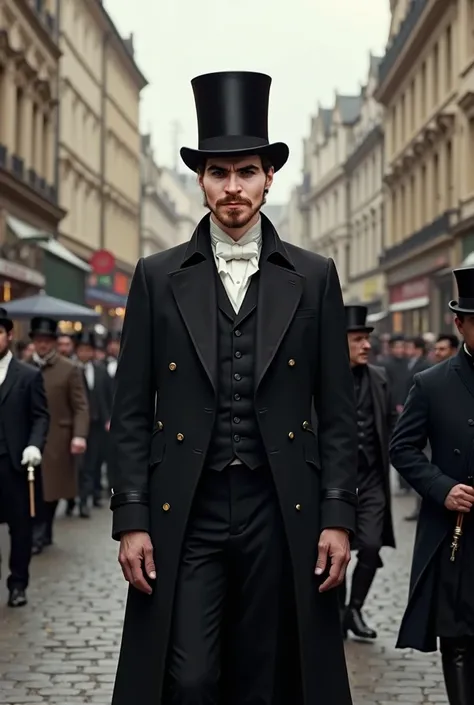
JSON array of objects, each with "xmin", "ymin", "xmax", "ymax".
[
  {"xmin": 206, "ymin": 273, "xmax": 266, "ymax": 471},
  {"xmin": 84, "ymin": 369, "xmax": 100, "ymax": 423},
  {"xmin": 353, "ymin": 366, "xmax": 379, "ymax": 469}
]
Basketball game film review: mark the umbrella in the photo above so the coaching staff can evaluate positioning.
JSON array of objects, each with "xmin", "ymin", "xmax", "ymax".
[{"xmin": 2, "ymin": 294, "xmax": 100, "ymax": 323}]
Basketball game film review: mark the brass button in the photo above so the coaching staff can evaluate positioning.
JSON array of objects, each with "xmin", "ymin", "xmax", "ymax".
[
  {"xmin": 288, "ymin": 431, "xmax": 295, "ymax": 440},
  {"xmin": 169, "ymin": 362, "xmax": 177, "ymax": 371},
  {"xmin": 162, "ymin": 503, "xmax": 170, "ymax": 512},
  {"xmin": 156, "ymin": 421, "xmax": 163, "ymax": 431},
  {"xmin": 176, "ymin": 433, "xmax": 184, "ymax": 442},
  {"xmin": 288, "ymin": 358, "xmax": 296, "ymax": 367},
  {"xmin": 295, "ymin": 504, "xmax": 301, "ymax": 511},
  {"xmin": 302, "ymin": 421, "xmax": 309, "ymax": 430}
]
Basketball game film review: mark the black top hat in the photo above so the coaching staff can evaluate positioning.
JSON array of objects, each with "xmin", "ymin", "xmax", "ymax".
[
  {"xmin": 74, "ymin": 330, "xmax": 96, "ymax": 348},
  {"xmin": 180, "ymin": 71, "xmax": 289, "ymax": 173},
  {"xmin": 345, "ymin": 305, "xmax": 374, "ymax": 333},
  {"xmin": 29, "ymin": 317, "xmax": 58, "ymax": 339},
  {"xmin": 0, "ymin": 307, "xmax": 13, "ymax": 333},
  {"xmin": 449, "ymin": 267, "xmax": 474, "ymax": 314}
]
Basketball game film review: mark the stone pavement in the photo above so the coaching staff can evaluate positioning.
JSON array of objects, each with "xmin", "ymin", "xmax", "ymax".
[{"xmin": 0, "ymin": 493, "xmax": 447, "ymax": 705}]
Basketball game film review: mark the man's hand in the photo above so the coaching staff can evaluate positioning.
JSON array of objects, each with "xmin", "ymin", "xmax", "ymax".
[
  {"xmin": 118, "ymin": 531, "xmax": 156, "ymax": 595},
  {"xmin": 315, "ymin": 528, "xmax": 351, "ymax": 593},
  {"xmin": 70, "ymin": 437, "xmax": 86, "ymax": 455},
  {"xmin": 445, "ymin": 484, "xmax": 474, "ymax": 513}
]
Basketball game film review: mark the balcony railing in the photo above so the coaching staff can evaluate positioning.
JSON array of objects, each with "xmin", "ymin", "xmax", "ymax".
[
  {"xmin": 48, "ymin": 184, "xmax": 57, "ymax": 203},
  {"xmin": 37, "ymin": 177, "xmax": 46, "ymax": 193},
  {"xmin": 379, "ymin": 209, "xmax": 454, "ymax": 266},
  {"xmin": 11, "ymin": 155, "xmax": 24, "ymax": 180},
  {"xmin": 378, "ymin": 0, "xmax": 428, "ymax": 84},
  {"xmin": 28, "ymin": 168, "xmax": 37, "ymax": 189}
]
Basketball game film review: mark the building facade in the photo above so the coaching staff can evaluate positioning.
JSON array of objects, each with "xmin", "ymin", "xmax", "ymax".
[
  {"xmin": 140, "ymin": 135, "xmax": 180, "ymax": 256},
  {"xmin": 300, "ymin": 95, "xmax": 362, "ymax": 293},
  {"xmin": 376, "ymin": 0, "xmax": 460, "ymax": 335},
  {"xmin": 58, "ymin": 0, "xmax": 147, "ymax": 322},
  {"xmin": 158, "ymin": 168, "xmax": 207, "ymax": 244},
  {"xmin": 0, "ymin": 0, "xmax": 89, "ymax": 308},
  {"xmin": 345, "ymin": 55, "xmax": 386, "ymax": 326}
]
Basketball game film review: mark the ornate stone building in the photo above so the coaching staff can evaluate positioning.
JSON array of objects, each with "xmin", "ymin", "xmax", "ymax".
[
  {"xmin": 0, "ymin": 0, "xmax": 79, "ymax": 305},
  {"xmin": 376, "ymin": 0, "xmax": 459, "ymax": 335},
  {"xmin": 345, "ymin": 55, "xmax": 385, "ymax": 325}
]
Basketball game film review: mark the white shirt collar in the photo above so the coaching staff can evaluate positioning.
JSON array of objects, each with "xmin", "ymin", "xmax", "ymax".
[
  {"xmin": 0, "ymin": 350, "xmax": 12, "ymax": 370},
  {"xmin": 210, "ymin": 216, "xmax": 262, "ymax": 252}
]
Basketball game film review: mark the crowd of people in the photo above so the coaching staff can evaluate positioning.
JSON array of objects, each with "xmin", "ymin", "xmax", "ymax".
[{"xmin": 0, "ymin": 313, "xmax": 120, "ymax": 606}]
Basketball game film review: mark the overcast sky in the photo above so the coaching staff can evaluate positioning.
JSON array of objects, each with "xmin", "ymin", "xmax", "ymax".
[{"xmin": 104, "ymin": 0, "xmax": 390, "ymax": 203}]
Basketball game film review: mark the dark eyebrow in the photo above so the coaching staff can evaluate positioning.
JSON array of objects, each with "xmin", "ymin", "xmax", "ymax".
[{"xmin": 206, "ymin": 164, "xmax": 260, "ymax": 172}]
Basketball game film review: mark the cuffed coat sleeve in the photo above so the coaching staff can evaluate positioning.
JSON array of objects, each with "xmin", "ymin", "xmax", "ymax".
[
  {"xmin": 109, "ymin": 258, "xmax": 156, "ymax": 539},
  {"xmin": 314, "ymin": 259, "xmax": 358, "ymax": 534}
]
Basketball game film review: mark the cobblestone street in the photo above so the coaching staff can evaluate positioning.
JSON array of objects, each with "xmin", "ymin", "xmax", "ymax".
[{"xmin": 0, "ymin": 493, "xmax": 446, "ymax": 705}]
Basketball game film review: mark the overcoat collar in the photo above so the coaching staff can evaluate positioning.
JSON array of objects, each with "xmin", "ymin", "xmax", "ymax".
[
  {"xmin": 0, "ymin": 356, "xmax": 19, "ymax": 405},
  {"xmin": 169, "ymin": 213, "xmax": 303, "ymax": 394},
  {"xmin": 451, "ymin": 346, "xmax": 474, "ymax": 402}
]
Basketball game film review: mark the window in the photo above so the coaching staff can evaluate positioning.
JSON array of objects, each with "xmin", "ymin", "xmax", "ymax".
[
  {"xmin": 421, "ymin": 164, "xmax": 427, "ymax": 222},
  {"xmin": 469, "ymin": 0, "xmax": 474, "ymax": 57},
  {"xmin": 446, "ymin": 26, "xmax": 452, "ymax": 91},
  {"xmin": 15, "ymin": 87, "xmax": 23, "ymax": 155},
  {"xmin": 433, "ymin": 152, "xmax": 440, "ymax": 214},
  {"xmin": 433, "ymin": 44, "xmax": 439, "ymax": 106},
  {"xmin": 420, "ymin": 62, "xmax": 427, "ymax": 118},
  {"xmin": 446, "ymin": 140, "xmax": 453, "ymax": 206},
  {"xmin": 410, "ymin": 79, "xmax": 416, "ymax": 131},
  {"xmin": 400, "ymin": 94, "xmax": 406, "ymax": 142}
]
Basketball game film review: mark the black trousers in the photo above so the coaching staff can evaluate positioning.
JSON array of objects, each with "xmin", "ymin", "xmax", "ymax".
[
  {"xmin": 348, "ymin": 479, "xmax": 385, "ymax": 609},
  {"xmin": 78, "ymin": 421, "xmax": 105, "ymax": 503},
  {"xmin": 440, "ymin": 637, "xmax": 474, "ymax": 705},
  {"xmin": 0, "ymin": 454, "xmax": 32, "ymax": 590},
  {"xmin": 163, "ymin": 465, "xmax": 294, "ymax": 705}
]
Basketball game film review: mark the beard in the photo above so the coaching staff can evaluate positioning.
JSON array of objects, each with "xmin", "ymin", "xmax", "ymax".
[{"xmin": 203, "ymin": 189, "xmax": 267, "ymax": 229}]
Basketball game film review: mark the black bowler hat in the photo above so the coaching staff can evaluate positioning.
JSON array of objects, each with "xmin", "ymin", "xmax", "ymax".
[
  {"xmin": 0, "ymin": 307, "xmax": 13, "ymax": 333},
  {"xmin": 29, "ymin": 316, "xmax": 58, "ymax": 339},
  {"xmin": 345, "ymin": 305, "xmax": 374, "ymax": 334},
  {"xmin": 180, "ymin": 71, "xmax": 289, "ymax": 173},
  {"xmin": 74, "ymin": 330, "xmax": 96, "ymax": 348},
  {"xmin": 449, "ymin": 267, "xmax": 474, "ymax": 314}
]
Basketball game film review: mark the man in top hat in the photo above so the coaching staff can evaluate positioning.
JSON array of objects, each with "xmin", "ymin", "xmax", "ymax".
[
  {"xmin": 0, "ymin": 308, "xmax": 49, "ymax": 606},
  {"xmin": 74, "ymin": 330, "xmax": 112, "ymax": 516},
  {"xmin": 109, "ymin": 71, "xmax": 357, "ymax": 705},
  {"xmin": 105, "ymin": 330, "xmax": 121, "ymax": 379},
  {"xmin": 340, "ymin": 306, "xmax": 396, "ymax": 640},
  {"xmin": 29, "ymin": 317, "xmax": 89, "ymax": 553},
  {"xmin": 390, "ymin": 267, "xmax": 474, "ymax": 705}
]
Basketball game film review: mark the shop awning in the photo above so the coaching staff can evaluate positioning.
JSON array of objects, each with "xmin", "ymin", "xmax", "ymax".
[
  {"xmin": 6, "ymin": 215, "xmax": 91, "ymax": 273},
  {"xmin": 366, "ymin": 311, "xmax": 388, "ymax": 323},
  {"xmin": 388, "ymin": 296, "xmax": 430, "ymax": 312}
]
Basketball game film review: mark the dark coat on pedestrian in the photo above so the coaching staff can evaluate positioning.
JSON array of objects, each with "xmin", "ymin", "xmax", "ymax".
[
  {"xmin": 0, "ymin": 357, "xmax": 50, "ymax": 470},
  {"xmin": 109, "ymin": 214, "xmax": 358, "ymax": 705},
  {"xmin": 362, "ymin": 364, "xmax": 397, "ymax": 549},
  {"xmin": 39, "ymin": 353, "xmax": 89, "ymax": 501},
  {"xmin": 389, "ymin": 349, "xmax": 474, "ymax": 652},
  {"xmin": 381, "ymin": 355, "xmax": 410, "ymax": 408}
]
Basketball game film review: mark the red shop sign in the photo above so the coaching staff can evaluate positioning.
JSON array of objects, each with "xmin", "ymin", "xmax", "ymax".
[
  {"xmin": 389, "ymin": 277, "xmax": 430, "ymax": 303},
  {"xmin": 90, "ymin": 249, "xmax": 116, "ymax": 275}
]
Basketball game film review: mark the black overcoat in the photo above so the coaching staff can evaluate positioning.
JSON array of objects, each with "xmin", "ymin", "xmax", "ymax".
[
  {"xmin": 389, "ymin": 349, "xmax": 474, "ymax": 652},
  {"xmin": 366, "ymin": 364, "xmax": 397, "ymax": 548},
  {"xmin": 109, "ymin": 214, "xmax": 358, "ymax": 705}
]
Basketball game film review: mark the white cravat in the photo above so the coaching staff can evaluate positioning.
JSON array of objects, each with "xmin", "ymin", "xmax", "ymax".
[
  {"xmin": 0, "ymin": 350, "xmax": 12, "ymax": 385},
  {"xmin": 85, "ymin": 361, "xmax": 95, "ymax": 390},
  {"xmin": 210, "ymin": 217, "xmax": 262, "ymax": 312}
]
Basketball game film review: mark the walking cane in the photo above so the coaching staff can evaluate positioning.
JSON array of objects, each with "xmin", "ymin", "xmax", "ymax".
[
  {"xmin": 27, "ymin": 464, "xmax": 36, "ymax": 518},
  {"xmin": 450, "ymin": 475, "xmax": 473, "ymax": 562}
]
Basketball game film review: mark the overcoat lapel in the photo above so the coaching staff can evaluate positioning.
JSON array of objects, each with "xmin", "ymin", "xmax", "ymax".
[
  {"xmin": 0, "ymin": 357, "xmax": 19, "ymax": 405},
  {"xmin": 452, "ymin": 348, "xmax": 474, "ymax": 402},
  {"xmin": 255, "ymin": 215, "xmax": 303, "ymax": 390},
  {"xmin": 169, "ymin": 216, "xmax": 218, "ymax": 393},
  {"xmin": 368, "ymin": 365, "xmax": 385, "ymax": 447}
]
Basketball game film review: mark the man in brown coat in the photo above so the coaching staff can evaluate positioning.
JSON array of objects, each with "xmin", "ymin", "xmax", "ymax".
[{"xmin": 29, "ymin": 317, "xmax": 89, "ymax": 554}]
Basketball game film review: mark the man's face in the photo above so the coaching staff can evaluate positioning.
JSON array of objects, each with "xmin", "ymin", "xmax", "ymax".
[
  {"xmin": 198, "ymin": 155, "xmax": 273, "ymax": 237},
  {"xmin": 404, "ymin": 341, "xmax": 416, "ymax": 358},
  {"xmin": 107, "ymin": 341, "xmax": 120, "ymax": 358},
  {"xmin": 33, "ymin": 335, "xmax": 56, "ymax": 357},
  {"xmin": 455, "ymin": 315, "xmax": 474, "ymax": 351},
  {"xmin": 76, "ymin": 344, "xmax": 94, "ymax": 364},
  {"xmin": 434, "ymin": 339, "xmax": 455, "ymax": 362},
  {"xmin": 348, "ymin": 331, "xmax": 371, "ymax": 366},
  {"xmin": 391, "ymin": 341, "xmax": 405, "ymax": 358},
  {"xmin": 95, "ymin": 348, "xmax": 106, "ymax": 361},
  {"xmin": 57, "ymin": 335, "xmax": 74, "ymax": 357},
  {"xmin": 0, "ymin": 326, "xmax": 12, "ymax": 358}
]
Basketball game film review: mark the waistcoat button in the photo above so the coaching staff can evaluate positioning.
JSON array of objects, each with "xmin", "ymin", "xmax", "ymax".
[
  {"xmin": 176, "ymin": 433, "xmax": 184, "ymax": 442},
  {"xmin": 288, "ymin": 359, "xmax": 296, "ymax": 367}
]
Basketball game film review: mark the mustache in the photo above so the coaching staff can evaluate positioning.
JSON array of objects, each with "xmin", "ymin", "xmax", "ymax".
[{"xmin": 216, "ymin": 197, "xmax": 252, "ymax": 207}]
